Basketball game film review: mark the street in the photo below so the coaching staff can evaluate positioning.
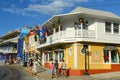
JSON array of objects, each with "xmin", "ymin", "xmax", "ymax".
[
  {"xmin": 0, "ymin": 64, "xmax": 120, "ymax": 80},
  {"xmin": 0, "ymin": 65, "xmax": 40, "ymax": 80}
]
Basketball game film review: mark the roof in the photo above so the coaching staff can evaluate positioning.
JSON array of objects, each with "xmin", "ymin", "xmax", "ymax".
[
  {"xmin": 0, "ymin": 29, "xmax": 20, "ymax": 39},
  {"xmin": 70, "ymin": 7, "xmax": 120, "ymax": 19},
  {"xmin": 42, "ymin": 7, "xmax": 120, "ymax": 27}
]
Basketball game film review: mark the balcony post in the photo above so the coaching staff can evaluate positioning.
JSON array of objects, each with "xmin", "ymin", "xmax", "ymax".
[{"xmin": 81, "ymin": 23, "xmax": 83, "ymax": 38}]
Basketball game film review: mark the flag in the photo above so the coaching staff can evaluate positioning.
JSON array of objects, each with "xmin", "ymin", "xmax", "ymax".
[
  {"xmin": 37, "ymin": 26, "xmax": 46, "ymax": 39},
  {"xmin": 17, "ymin": 38, "xmax": 23, "ymax": 61},
  {"xmin": 20, "ymin": 28, "xmax": 30, "ymax": 38}
]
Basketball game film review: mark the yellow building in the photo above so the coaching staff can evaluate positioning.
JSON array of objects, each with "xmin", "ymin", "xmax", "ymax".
[
  {"xmin": 35, "ymin": 7, "xmax": 120, "ymax": 76},
  {"xmin": 23, "ymin": 28, "xmax": 40, "ymax": 65}
]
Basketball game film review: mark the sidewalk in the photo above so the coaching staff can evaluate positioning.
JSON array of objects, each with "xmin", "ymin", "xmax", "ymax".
[{"xmin": 20, "ymin": 64, "xmax": 120, "ymax": 80}]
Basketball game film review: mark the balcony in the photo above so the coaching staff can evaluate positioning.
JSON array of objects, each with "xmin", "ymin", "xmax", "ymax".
[
  {"xmin": 36, "ymin": 29, "xmax": 96, "ymax": 48},
  {"xmin": 2, "ymin": 49, "xmax": 17, "ymax": 54},
  {"xmin": 1, "ymin": 36, "xmax": 19, "ymax": 44}
]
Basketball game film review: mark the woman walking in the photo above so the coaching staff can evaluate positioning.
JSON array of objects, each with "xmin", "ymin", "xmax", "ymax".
[
  {"xmin": 27, "ymin": 59, "xmax": 33, "ymax": 75},
  {"xmin": 61, "ymin": 59, "xmax": 67, "ymax": 77}
]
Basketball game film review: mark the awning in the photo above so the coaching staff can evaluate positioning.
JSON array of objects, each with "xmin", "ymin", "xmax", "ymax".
[{"xmin": 103, "ymin": 46, "xmax": 118, "ymax": 50}]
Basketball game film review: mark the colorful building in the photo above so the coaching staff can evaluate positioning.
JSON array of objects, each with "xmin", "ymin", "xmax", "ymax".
[
  {"xmin": 0, "ymin": 29, "xmax": 20, "ymax": 64},
  {"xmin": 23, "ymin": 27, "xmax": 40, "ymax": 65},
  {"xmin": 35, "ymin": 7, "xmax": 120, "ymax": 76}
]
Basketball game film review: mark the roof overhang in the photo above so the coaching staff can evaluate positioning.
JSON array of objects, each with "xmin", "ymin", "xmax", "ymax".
[{"xmin": 42, "ymin": 12, "xmax": 120, "ymax": 27}]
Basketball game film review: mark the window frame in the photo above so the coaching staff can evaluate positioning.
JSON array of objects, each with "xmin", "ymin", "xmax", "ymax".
[
  {"xmin": 103, "ymin": 50, "xmax": 119, "ymax": 64},
  {"xmin": 113, "ymin": 23, "xmax": 119, "ymax": 34},
  {"xmin": 105, "ymin": 22, "xmax": 112, "ymax": 33}
]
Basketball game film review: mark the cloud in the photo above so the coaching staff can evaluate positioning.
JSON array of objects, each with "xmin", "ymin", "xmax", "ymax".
[
  {"xmin": 26, "ymin": 0, "xmax": 88, "ymax": 15},
  {"xmin": 2, "ymin": 4, "xmax": 37, "ymax": 17},
  {"xmin": 2, "ymin": 0, "xmax": 89, "ymax": 16},
  {"xmin": 26, "ymin": 0, "xmax": 74, "ymax": 15}
]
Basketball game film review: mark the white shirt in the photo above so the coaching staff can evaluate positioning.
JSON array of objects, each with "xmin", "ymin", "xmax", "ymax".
[{"xmin": 33, "ymin": 61, "xmax": 39, "ymax": 72}]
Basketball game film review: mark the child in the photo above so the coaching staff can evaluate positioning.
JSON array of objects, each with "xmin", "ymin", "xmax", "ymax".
[{"xmin": 50, "ymin": 62, "xmax": 55, "ymax": 78}]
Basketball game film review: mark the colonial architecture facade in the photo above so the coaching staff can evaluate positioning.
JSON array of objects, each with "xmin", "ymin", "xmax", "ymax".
[
  {"xmin": 0, "ymin": 7, "xmax": 120, "ymax": 76},
  {"xmin": 35, "ymin": 7, "xmax": 120, "ymax": 76}
]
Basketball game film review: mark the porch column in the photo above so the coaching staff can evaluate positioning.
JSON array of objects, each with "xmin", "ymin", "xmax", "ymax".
[
  {"xmin": 74, "ymin": 44, "xmax": 78, "ymax": 68},
  {"xmin": 42, "ymin": 52, "xmax": 45, "ymax": 65},
  {"xmin": 81, "ymin": 23, "xmax": 83, "ymax": 38}
]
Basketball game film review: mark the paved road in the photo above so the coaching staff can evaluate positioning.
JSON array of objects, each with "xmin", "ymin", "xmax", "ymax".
[
  {"xmin": 0, "ymin": 65, "xmax": 40, "ymax": 80},
  {"xmin": 0, "ymin": 64, "xmax": 120, "ymax": 80}
]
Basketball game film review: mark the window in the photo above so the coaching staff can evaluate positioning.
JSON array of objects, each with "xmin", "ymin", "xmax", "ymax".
[
  {"xmin": 55, "ymin": 51, "xmax": 64, "ymax": 62},
  {"xmin": 111, "ymin": 50, "xmax": 118, "ymax": 63},
  {"xmin": 45, "ymin": 52, "xmax": 53, "ymax": 62},
  {"xmin": 113, "ymin": 23, "xmax": 119, "ymax": 34},
  {"xmin": 105, "ymin": 22, "xmax": 111, "ymax": 33},
  {"xmin": 45, "ymin": 53, "xmax": 48, "ymax": 61},
  {"xmin": 48, "ymin": 52, "xmax": 53, "ymax": 61},
  {"xmin": 103, "ymin": 50, "xmax": 119, "ymax": 63}
]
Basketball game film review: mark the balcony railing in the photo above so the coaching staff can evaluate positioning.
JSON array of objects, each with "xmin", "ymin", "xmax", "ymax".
[
  {"xmin": 2, "ymin": 36, "xmax": 19, "ymax": 43},
  {"xmin": 2, "ymin": 49, "xmax": 17, "ymax": 54},
  {"xmin": 36, "ymin": 30, "xmax": 96, "ymax": 48}
]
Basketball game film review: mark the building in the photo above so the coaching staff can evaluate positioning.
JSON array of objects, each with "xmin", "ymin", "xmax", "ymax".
[
  {"xmin": 23, "ymin": 27, "xmax": 40, "ymax": 66},
  {"xmin": 35, "ymin": 7, "xmax": 120, "ymax": 76},
  {"xmin": 0, "ymin": 29, "xmax": 20, "ymax": 64}
]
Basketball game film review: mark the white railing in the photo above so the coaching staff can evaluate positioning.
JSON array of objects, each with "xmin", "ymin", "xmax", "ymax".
[
  {"xmin": 36, "ymin": 30, "xmax": 95, "ymax": 48},
  {"xmin": 2, "ymin": 36, "xmax": 19, "ymax": 43},
  {"xmin": 3, "ymin": 49, "xmax": 17, "ymax": 54}
]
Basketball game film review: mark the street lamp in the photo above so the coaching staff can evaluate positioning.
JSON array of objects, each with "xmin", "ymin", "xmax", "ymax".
[{"xmin": 81, "ymin": 44, "xmax": 89, "ymax": 75}]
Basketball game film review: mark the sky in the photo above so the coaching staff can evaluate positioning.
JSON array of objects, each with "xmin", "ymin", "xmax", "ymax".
[{"xmin": 0, "ymin": 0, "xmax": 120, "ymax": 36}]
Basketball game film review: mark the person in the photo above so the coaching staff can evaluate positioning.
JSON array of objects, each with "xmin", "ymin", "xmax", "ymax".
[
  {"xmin": 61, "ymin": 59, "xmax": 67, "ymax": 77},
  {"xmin": 50, "ymin": 62, "xmax": 55, "ymax": 78},
  {"xmin": 27, "ymin": 59, "xmax": 33, "ymax": 75},
  {"xmin": 78, "ymin": 18, "xmax": 83, "ymax": 29},
  {"xmin": 54, "ymin": 60, "xmax": 59, "ymax": 78},
  {"xmin": 32, "ymin": 59, "xmax": 40, "ymax": 75}
]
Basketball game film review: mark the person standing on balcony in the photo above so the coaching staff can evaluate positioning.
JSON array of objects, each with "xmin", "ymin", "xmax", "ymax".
[{"xmin": 78, "ymin": 18, "xmax": 83, "ymax": 29}]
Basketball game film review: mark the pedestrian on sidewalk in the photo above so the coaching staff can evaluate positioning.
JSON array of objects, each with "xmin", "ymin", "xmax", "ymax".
[
  {"xmin": 27, "ymin": 59, "xmax": 33, "ymax": 75},
  {"xmin": 61, "ymin": 59, "xmax": 67, "ymax": 77},
  {"xmin": 32, "ymin": 59, "xmax": 40, "ymax": 75},
  {"xmin": 50, "ymin": 62, "xmax": 55, "ymax": 78},
  {"xmin": 54, "ymin": 60, "xmax": 59, "ymax": 78}
]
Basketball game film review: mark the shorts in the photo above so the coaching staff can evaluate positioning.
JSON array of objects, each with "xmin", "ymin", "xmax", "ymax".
[
  {"xmin": 62, "ymin": 68, "xmax": 66, "ymax": 70},
  {"xmin": 50, "ymin": 70, "xmax": 54, "ymax": 74}
]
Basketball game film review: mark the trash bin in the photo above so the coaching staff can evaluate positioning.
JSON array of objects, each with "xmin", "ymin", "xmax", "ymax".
[{"xmin": 23, "ymin": 62, "xmax": 27, "ymax": 67}]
